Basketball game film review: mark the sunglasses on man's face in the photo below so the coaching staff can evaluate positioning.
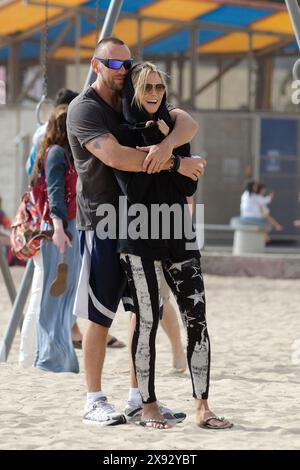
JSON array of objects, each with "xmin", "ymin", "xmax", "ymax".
[
  {"xmin": 144, "ymin": 83, "xmax": 166, "ymax": 93},
  {"xmin": 95, "ymin": 58, "xmax": 133, "ymax": 70}
]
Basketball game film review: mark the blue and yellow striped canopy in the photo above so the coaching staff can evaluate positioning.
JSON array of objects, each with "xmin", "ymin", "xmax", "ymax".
[{"xmin": 0, "ymin": 0, "xmax": 296, "ymax": 62}]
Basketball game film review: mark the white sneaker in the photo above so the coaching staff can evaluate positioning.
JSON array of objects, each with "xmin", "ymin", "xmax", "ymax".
[
  {"xmin": 124, "ymin": 401, "xmax": 143, "ymax": 421},
  {"xmin": 83, "ymin": 397, "xmax": 126, "ymax": 426},
  {"xmin": 124, "ymin": 400, "xmax": 186, "ymax": 424}
]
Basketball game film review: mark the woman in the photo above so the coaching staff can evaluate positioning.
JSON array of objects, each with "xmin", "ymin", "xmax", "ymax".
[
  {"xmin": 29, "ymin": 104, "xmax": 80, "ymax": 373},
  {"xmin": 240, "ymin": 181, "xmax": 271, "ymax": 226},
  {"xmin": 113, "ymin": 62, "xmax": 232, "ymax": 429},
  {"xmin": 240, "ymin": 181, "xmax": 281, "ymax": 241}
]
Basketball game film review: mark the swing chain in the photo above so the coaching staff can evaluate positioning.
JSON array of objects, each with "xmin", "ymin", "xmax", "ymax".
[
  {"xmin": 36, "ymin": 0, "xmax": 52, "ymax": 125},
  {"xmin": 41, "ymin": 0, "xmax": 49, "ymax": 99},
  {"xmin": 95, "ymin": 0, "xmax": 100, "ymax": 45}
]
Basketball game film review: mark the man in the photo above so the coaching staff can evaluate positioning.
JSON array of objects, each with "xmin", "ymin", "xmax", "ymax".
[{"xmin": 67, "ymin": 37, "xmax": 206, "ymax": 426}]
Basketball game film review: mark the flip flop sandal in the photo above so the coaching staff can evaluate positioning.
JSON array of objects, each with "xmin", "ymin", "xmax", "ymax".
[
  {"xmin": 199, "ymin": 415, "xmax": 233, "ymax": 430},
  {"xmin": 107, "ymin": 335, "xmax": 126, "ymax": 348},
  {"xmin": 139, "ymin": 418, "xmax": 169, "ymax": 429},
  {"xmin": 49, "ymin": 262, "xmax": 68, "ymax": 296}
]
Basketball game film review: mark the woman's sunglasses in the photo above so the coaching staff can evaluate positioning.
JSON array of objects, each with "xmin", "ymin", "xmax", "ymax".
[
  {"xmin": 95, "ymin": 58, "xmax": 133, "ymax": 70},
  {"xmin": 144, "ymin": 83, "xmax": 166, "ymax": 93}
]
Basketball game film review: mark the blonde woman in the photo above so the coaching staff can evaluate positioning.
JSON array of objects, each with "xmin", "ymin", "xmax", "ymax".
[{"xmin": 113, "ymin": 62, "xmax": 232, "ymax": 430}]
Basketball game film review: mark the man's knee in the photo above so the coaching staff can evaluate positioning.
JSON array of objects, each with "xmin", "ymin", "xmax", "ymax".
[{"xmin": 86, "ymin": 320, "xmax": 110, "ymax": 336}]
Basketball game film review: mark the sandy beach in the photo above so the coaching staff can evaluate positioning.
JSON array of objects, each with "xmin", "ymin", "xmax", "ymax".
[{"xmin": 0, "ymin": 266, "xmax": 300, "ymax": 450}]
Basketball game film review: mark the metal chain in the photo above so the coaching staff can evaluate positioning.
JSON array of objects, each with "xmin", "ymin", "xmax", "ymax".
[
  {"xmin": 42, "ymin": 0, "xmax": 49, "ymax": 98},
  {"xmin": 95, "ymin": 0, "xmax": 100, "ymax": 45}
]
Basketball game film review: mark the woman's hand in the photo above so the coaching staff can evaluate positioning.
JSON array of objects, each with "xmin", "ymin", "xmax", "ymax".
[
  {"xmin": 157, "ymin": 119, "xmax": 170, "ymax": 137},
  {"xmin": 138, "ymin": 120, "xmax": 172, "ymax": 173},
  {"xmin": 269, "ymin": 192, "xmax": 275, "ymax": 200},
  {"xmin": 145, "ymin": 119, "xmax": 169, "ymax": 137},
  {"xmin": 274, "ymin": 223, "xmax": 283, "ymax": 231},
  {"xmin": 177, "ymin": 156, "xmax": 207, "ymax": 181},
  {"xmin": 52, "ymin": 217, "xmax": 72, "ymax": 254}
]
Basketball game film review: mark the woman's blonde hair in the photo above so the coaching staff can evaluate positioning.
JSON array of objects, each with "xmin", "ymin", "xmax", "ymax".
[
  {"xmin": 31, "ymin": 104, "xmax": 68, "ymax": 183},
  {"xmin": 130, "ymin": 62, "xmax": 167, "ymax": 110}
]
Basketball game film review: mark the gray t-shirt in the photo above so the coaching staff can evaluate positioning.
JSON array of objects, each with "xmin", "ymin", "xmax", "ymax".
[{"xmin": 67, "ymin": 87, "xmax": 124, "ymax": 230}]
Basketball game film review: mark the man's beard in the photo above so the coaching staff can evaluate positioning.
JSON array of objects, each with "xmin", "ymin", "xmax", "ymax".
[{"xmin": 102, "ymin": 74, "xmax": 123, "ymax": 91}]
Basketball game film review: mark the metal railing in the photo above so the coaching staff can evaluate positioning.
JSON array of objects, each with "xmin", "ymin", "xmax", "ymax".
[{"xmin": 285, "ymin": 1, "xmax": 300, "ymax": 79}]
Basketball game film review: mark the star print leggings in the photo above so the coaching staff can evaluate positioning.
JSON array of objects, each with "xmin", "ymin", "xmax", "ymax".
[{"xmin": 120, "ymin": 253, "xmax": 211, "ymax": 404}]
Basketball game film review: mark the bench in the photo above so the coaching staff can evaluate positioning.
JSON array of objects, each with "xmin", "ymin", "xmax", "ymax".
[
  {"xmin": 203, "ymin": 219, "xmax": 265, "ymax": 255},
  {"xmin": 230, "ymin": 217, "xmax": 265, "ymax": 254}
]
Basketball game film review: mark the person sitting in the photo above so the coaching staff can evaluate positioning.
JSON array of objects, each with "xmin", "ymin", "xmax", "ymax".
[
  {"xmin": 240, "ymin": 181, "xmax": 267, "ymax": 227},
  {"xmin": 239, "ymin": 180, "xmax": 282, "ymax": 242}
]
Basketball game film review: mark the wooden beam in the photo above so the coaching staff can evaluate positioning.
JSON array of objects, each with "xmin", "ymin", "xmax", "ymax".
[{"xmin": 205, "ymin": 0, "xmax": 287, "ymax": 11}]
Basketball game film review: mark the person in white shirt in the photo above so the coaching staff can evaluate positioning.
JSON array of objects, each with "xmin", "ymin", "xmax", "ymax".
[
  {"xmin": 240, "ymin": 181, "xmax": 282, "ymax": 241},
  {"xmin": 240, "ymin": 181, "xmax": 266, "ymax": 224}
]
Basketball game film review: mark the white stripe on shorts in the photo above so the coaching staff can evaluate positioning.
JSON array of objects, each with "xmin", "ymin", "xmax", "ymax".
[{"xmin": 73, "ymin": 231, "xmax": 116, "ymax": 320}]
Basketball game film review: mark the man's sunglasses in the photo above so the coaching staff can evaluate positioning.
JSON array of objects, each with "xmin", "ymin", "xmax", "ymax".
[
  {"xmin": 144, "ymin": 83, "xmax": 166, "ymax": 93},
  {"xmin": 95, "ymin": 58, "xmax": 133, "ymax": 70}
]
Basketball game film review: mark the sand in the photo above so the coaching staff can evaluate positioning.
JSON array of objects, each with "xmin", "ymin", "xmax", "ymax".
[{"xmin": 0, "ymin": 267, "xmax": 300, "ymax": 450}]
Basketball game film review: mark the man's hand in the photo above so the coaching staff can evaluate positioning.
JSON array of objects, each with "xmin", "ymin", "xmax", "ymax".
[
  {"xmin": 178, "ymin": 156, "xmax": 207, "ymax": 181},
  {"xmin": 137, "ymin": 139, "xmax": 173, "ymax": 174}
]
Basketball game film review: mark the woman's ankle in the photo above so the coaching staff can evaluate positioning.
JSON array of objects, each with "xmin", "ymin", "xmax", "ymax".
[
  {"xmin": 143, "ymin": 401, "xmax": 160, "ymax": 414},
  {"xmin": 195, "ymin": 399, "xmax": 209, "ymax": 413}
]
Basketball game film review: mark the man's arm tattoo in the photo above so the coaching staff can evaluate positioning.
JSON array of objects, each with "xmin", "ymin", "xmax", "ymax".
[{"xmin": 92, "ymin": 133, "xmax": 110, "ymax": 150}]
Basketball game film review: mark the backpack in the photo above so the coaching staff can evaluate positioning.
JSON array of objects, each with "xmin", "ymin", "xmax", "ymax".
[
  {"xmin": 10, "ymin": 192, "xmax": 52, "ymax": 261},
  {"xmin": 10, "ymin": 145, "xmax": 76, "ymax": 261}
]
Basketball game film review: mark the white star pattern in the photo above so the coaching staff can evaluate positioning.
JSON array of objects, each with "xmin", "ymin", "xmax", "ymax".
[
  {"xmin": 169, "ymin": 261, "xmax": 185, "ymax": 272},
  {"xmin": 174, "ymin": 279, "xmax": 184, "ymax": 292},
  {"xmin": 191, "ymin": 265, "xmax": 202, "ymax": 279},
  {"xmin": 181, "ymin": 310, "xmax": 197, "ymax": 327},
  {"xmin": 188, "ymin": 289, "xmax": 205, "ymax": 306}
]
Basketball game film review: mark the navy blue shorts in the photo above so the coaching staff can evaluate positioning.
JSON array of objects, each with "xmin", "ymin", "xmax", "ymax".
[{"xmin": 73, "ymin": 231, "xmax": 135, "ymax": 327}]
